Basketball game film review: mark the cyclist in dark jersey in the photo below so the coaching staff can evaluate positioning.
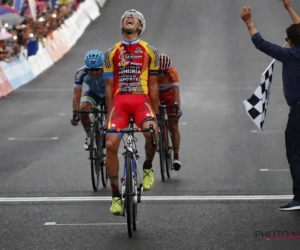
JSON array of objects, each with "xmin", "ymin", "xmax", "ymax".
[{"xmin": 71, "ymin": 50, "xmax": 106, "ymax": 150}]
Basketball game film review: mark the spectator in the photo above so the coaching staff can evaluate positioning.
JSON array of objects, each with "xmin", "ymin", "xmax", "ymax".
[
  {"xmin": 240, "ymin": 4, "xmax": 300, "ymax": 211},
  {"xmin": 0, "ymin": 0, "xmax": 81, "ymax": 62}
]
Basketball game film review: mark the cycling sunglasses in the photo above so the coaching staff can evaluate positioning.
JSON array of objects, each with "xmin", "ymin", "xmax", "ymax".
[
  {"xmin": 123, "ymin": 12, "xmax": 141, "ymax": 20},
  {"xmin": 87, "ymin": 67, "xmax": 103, "ymax": 72}
]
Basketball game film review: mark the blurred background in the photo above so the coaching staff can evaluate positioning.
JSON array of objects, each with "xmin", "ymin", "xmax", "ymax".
[{"xmin": 0, "ymin": 0, "xmax": 84, "ymax": 62}]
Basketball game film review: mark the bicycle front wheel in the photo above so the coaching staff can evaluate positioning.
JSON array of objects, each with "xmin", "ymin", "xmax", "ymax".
[
  {"xmin": 126, "ymin": 152, "xmax": 134, "ymax": 238},
  {"xmin": 90, "ymin": 124, "xmax": 100, "ymax": 191},
  {"xmin": 99, "ymin": 129, "xmax": 108, "ymax": 187},
  {"xmin": 164, "ymin": 121, "xmax": 173, "ymax": 178},
  {"xmin": 158, "ymin": 122, "xmax": 166, "ymax": 182},
  {"xmin": 132, "ymin": 158, "xmax": 138, "ymax": 231}
]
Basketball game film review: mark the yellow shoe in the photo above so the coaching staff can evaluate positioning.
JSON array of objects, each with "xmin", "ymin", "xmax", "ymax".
[
  {"xmin": 110, "ymin": 197, "xmax": 122, "ymax": 215},
  {"xmin": 143, "ymin": 168, "xmax": 155, "ymax": 191}
]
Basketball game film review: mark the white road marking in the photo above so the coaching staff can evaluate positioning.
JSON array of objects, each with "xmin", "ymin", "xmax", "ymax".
[
  {"xmin": 178, "ymin": 86, "xmax": 283, "ymax": 90},
  {"xmin": 44, "ymin": 222, "xmax": 57, "ymax": 225},
  {"xmin": 59, "ymin": 113, "xmax": 66, "ymax": 116},
  {"xmin": 8, "ymin": 137, "xmax": 59, "ymax": 141},
  {"xmin": 181, "ymin": 122, "xmax": 187, "ymax": 125},
  {"xmin": 251, "ymin": 130, "xmax": 284, "ymax": 133},
  {"xmin": 0, "ymin": 195, "xmax": 293, "ymax": 202},
  {"xmin": 118, "ymin": 154, "xmax": 145, "ymax": 157},
  {"xmin": 260, "ymin": 169, "xmax": 289, "ymax": 172},
  {"xmin": 15, "ymin": 86, "xmax": 283, "ymax": 92},
  {"xmin": 44, "ymin": 222, "xmax": 127, "ymax": 226},
  {"xmin": 16, "ymin": 88, "xmax": 73, "ymax": 92}
]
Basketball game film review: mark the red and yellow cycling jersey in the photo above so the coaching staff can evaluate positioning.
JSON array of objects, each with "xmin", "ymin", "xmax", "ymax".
[
  {"xmin": 158, "ymin": 67, "xmax": 179, "ymax": 96},
  {"xmin": 103, "ymin": 39, "xmax": 159, "ymax": 97}
]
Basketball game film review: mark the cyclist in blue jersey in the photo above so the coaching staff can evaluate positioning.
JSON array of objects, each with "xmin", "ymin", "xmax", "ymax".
[{"xmin": 71, "ymin": 50, "xmax": 106, "ymax": 150}]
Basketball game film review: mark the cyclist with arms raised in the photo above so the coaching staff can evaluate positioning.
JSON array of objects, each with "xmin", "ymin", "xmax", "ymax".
[
  {"xmin": 103, "ymin": 9, "xmax": 160, "ymax": 215},
  {"xmin": 71, "ymin": 50, "xmax": 106, "ymax": 150},
  {"xmin": 158, "ymin": 54, "xmax": 182, "ymax": 171}
]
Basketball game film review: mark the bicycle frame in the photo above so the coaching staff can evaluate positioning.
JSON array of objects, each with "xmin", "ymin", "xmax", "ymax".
[
  {"xmin": 157, "ymin": 101, "xmax": 178, "ymax": 180},
  {"xmin": 122, "ymin": 134, "xmax": 141, "ymax": 181},
  {"xmin": 105, "ymin": 117, "xmax": 156, "ymax": 211},
  {"xmin": 74, "ymin": 105, "xmax": 108, "ymax": 190},
  {"xmin": 121, "ymin": 133, "xmax": 143, "ymax": 206}
]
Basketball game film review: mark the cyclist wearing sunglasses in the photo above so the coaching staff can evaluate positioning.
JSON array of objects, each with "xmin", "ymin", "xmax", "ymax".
[
  {"xmin": 103, "ymin": 9, "xmax": 160, "ymax": 215},
  {"xmin": 71, "ymin": 50, "xmax": 106, "ymax": 150},
  {"xmin": 158, "ymin": 54, "xmax": 182, "ymax": 171}
]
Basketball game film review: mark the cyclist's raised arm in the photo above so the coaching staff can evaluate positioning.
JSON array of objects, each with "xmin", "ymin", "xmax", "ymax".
[
  {"xmin": 103, "ymin": 47, "xmax": 116, "ymax": 112},
  {"xmin": 281, "ymin": 0, "xmax": 300, "ymax": 24},
  {"xmin": 147, "ymin": 44, "xmax": 160, "ymax": 114}
]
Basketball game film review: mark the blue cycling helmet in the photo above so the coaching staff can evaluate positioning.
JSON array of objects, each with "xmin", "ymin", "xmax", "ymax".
[{"xmin": 84, "ymin": 50, "xmax": 104, "ymax": 68}]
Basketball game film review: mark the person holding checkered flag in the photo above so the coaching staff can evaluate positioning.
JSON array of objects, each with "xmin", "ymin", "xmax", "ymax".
[{"xmin": 240, "ymin": 1, "xmax": 300, "ymax": 211}]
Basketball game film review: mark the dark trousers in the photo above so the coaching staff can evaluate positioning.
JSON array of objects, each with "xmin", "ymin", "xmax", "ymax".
[{"xmin": 285, "ymin": 105, "xmax": 300, "ymax": 201}]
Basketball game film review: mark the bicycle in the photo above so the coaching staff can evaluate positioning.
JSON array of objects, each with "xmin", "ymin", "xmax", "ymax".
[
  {"xmin": 74, "ymin": 104, "xmax": 108, "ymax": 191},
  {"xmin": 157, "ymin": 101, "xmax": 179, "ymax": 181},
  {"xmin": 105, "ymin": 115, "xmax": 156, "ymax": 238}
]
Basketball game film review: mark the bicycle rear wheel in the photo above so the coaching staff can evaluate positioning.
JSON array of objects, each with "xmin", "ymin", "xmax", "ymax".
[
  {"xmin": 164, "ymin": 121, "xmax": 173, "ymax": 178},
  {"xmin": 90, "ymin": 124, "xmax": 100, "ymax": 191},
  {"xmin": 126, "ymin": 152, "xmax": 134, "ymax": 238}
]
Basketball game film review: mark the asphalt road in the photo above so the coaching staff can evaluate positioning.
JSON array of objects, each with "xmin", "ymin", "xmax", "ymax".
[{"xmin": 1, "ymin": 0, "xmax": 300, "ymax": 249}]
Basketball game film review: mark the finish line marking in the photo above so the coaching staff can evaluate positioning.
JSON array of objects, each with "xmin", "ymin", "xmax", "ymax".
[
  {"xmin": 251, "ymin": 130, "xmax": 284, "ymax": 133},
  {"xmin": 260, "ymin": 169, "xmax": 289, "ymax": 172},
  {"xmin": 44, "ymin": 222, "xmax": 127, "ymax": 226},
  {"xmin": 0, "ymin": 195, "xmax": 293, "ymax": 202},
  {"xmin": 8, "ymin": 137, "xmax": 59, "ymax": 141}
]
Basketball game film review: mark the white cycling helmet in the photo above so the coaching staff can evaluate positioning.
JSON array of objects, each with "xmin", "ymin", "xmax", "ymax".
[{"xmin": 120, "ymin": 9, "xmax": 146, "ymax": 36}]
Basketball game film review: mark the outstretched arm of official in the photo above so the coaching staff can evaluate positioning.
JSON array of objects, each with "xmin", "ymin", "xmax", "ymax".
[
  {"xmin": 240, "ymin": 7, "xmax": 292, "ymax": 63},
  {"xmin": 281, "ymin": 0, "xmax": 300, "ymax": 24},
  {"xmin": 149, "ymin": 75, "xmax": 160, "ymax": 115}
]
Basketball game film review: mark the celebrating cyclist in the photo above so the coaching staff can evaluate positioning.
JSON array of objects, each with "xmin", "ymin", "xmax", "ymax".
[
  {"xmin": 158, "ymin": 54, "xmax": 182, "ymax": 171},
  {"xmin": 71, "ymin": 50, "xmax": 106, "ymax": 150},
  {"xmin": 103, "ymin": 9, "xmax": 160, "ymax": 215}
]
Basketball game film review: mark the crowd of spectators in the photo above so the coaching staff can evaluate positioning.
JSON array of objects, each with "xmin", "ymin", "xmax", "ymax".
[{"xmin": 0, "ymin": 0, "xmax": 82, "ymax": 62}]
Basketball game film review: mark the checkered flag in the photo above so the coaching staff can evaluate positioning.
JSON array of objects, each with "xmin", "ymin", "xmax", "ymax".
[{"xmin": 243, "ymin": 59, "xmax": 275, "ymax": 131}]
